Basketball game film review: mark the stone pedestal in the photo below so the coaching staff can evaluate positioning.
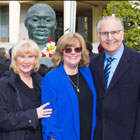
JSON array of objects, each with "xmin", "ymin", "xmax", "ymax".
[{"xmin": 40, "ymin": 57, "xmax": 53, "ymax": 68}]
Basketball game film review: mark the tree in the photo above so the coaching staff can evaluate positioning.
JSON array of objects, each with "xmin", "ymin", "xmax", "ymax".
[{"xmin": 103, "ymin": 1, "xmax": 140, "ymax": 51}]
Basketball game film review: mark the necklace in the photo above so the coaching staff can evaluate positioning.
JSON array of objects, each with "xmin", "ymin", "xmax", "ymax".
[{"xmin": 68, "ymin": 72, "xmax": 80, "ymax": 93}]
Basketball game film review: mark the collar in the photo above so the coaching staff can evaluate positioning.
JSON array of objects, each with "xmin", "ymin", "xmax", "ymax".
[{"xmin": 104, "ymin": 43, "xmax": 124, "ymax": 60}]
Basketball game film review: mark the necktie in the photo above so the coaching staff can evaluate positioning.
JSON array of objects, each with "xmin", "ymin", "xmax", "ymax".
[{"xmin": 104, "ymin": 57, "xmax": 114, "ymax": 87}]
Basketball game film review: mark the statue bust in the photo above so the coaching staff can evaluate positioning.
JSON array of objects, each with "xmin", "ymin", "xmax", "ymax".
[
  {"xmin": 24, "ymin": 3, "xmax": 57, "ymax": 67},
  {"xmin": 24, "ymin": 3, "xmax": 57, "ymax": 51}
]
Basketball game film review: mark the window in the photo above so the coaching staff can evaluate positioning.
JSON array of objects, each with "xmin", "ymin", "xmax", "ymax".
[{"xmin": 0, "ymin": 6, "xmax": 9, "ymax": 42}]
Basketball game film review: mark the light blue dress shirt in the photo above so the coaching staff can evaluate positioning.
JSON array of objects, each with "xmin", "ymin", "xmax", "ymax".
[{"xmin": 104, "ymin": 44, "xmax": 124, "ymax": 88}]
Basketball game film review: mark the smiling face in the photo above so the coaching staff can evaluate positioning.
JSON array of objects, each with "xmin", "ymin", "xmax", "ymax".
[
  {"xmin": 63, "ymin": 41, "xmax": 82, "ymax": 70},
  {"xmin": 25, "ymin": 4, "xmax": 57, "ymax": 47},
  {"xmin": 98, "ymin": 18, "xmax": 124, "ymax": 56},
  {"xmin": 15, "ymin": 53, "xmax": 37, "ymax": 75}
]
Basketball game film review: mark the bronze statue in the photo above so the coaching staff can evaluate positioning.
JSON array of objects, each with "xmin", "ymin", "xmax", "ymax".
[
  {"xmin": 24, "ymin": 3, "xmax": 57, "ymax": 51},
  {"xmin": 24, "ymin": 3, "xmax": 57, "ymax": 67}
]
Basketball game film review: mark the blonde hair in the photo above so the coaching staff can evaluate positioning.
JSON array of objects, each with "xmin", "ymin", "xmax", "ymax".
[
  {"xmin": 10, "ymin": 39, "xmax": 40, "ymax": 74},
  {"xmin": 52, "ymin": 32, "xmax": 89, "ymax": 67}
]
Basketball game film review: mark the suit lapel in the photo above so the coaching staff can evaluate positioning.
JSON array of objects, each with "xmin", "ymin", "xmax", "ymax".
[{"xmin": 106, "ymin": 47, "xmax": 130, "ymax": 93}]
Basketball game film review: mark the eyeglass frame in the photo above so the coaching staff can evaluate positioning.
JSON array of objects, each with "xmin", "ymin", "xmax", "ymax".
[
  {"xmin": 63, "ymin": 47, "xmax": 82, "ymax": 53},
  {"xmin": 98, "ymin": 30, "xmax": 122, "ymax": 38}
]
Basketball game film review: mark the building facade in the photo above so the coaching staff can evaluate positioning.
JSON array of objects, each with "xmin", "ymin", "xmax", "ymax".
[{"xmin": 0, "ymin": 1, "xmax": 108, "ymax": 50}]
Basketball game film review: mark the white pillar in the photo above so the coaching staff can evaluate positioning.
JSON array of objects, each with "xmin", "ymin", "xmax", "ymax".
[
  {"xmin": 9, "ymin": 1, "xmax": 20, "ymax": 43},
  {"xmin": 64, "ymin": 1, "xmax": 76, "ymax": 34}
]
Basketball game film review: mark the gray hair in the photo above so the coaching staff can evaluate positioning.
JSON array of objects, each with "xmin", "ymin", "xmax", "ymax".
[{"xmin": 96, "ymin": 16, "xmax": 124, "ymax": 32}]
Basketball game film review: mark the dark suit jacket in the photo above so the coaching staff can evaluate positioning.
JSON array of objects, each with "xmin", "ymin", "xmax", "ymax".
[{"xmin": 90, "ymin": 45, "xmax": 140, "ymax": 140}]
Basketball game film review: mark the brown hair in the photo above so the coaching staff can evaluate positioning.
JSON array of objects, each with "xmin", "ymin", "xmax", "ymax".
[{"xmin": 52, "ymin": 32, "xmax": 89, "ymax": 67}]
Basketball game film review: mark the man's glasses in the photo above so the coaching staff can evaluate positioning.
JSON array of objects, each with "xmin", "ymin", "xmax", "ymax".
[
  {"xmin": 99, "ymin": 30, "xmax": 122, "ymax": 38},
  {"xmin": 64, "ymin": 47, "xmax": 82, "ymax": 53}
]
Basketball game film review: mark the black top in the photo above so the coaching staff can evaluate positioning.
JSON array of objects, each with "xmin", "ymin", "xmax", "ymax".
[
  {"xmin": 16, "ymin": 75, "xmax": 42, "ymax": 140},
  {"xmin": 69, "ymin": 71, "xmax": 93, "ymax": 140}
]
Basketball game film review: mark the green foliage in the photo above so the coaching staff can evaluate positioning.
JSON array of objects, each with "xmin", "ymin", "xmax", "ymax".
[{"xmin": 103, "ymin": 1, "xmax": 140, "ymax": 51}]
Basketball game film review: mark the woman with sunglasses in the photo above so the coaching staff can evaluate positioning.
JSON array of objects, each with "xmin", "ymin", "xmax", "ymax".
[
  {"xmin": 41, "ymin": 32, "xmax": 97, "ymax": 140},
  {"xmin": 0, "ymin": 39, "xmax": 53, "ymax": 140}
]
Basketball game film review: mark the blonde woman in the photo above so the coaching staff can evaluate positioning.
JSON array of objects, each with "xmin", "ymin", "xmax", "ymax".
[
  {"xmin": 0, "ymin": 39, "xmax": 52, "ymax": 140},
  {"xmin": 41, "ymin": 33, "xmax": 97, "ymax": 140}
]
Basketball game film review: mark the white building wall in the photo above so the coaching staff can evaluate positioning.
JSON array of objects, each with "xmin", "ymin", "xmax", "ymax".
[{"xmin": 19, "ymin": 5, "xmax": 30, "ymax": 41}]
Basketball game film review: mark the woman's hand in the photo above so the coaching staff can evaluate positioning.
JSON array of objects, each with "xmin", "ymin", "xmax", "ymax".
[{"xmin": 36, "ymin": 102, "xmax": 53, "ymax": 119}]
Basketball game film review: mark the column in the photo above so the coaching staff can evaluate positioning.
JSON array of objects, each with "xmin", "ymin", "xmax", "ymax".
[
  {"xmin": 9, "ymin": 1, "xmax": 20, "ymax": 43},
  {"xmin": 64, "ymin": 1, "xmax": 77, "ymax": 34}
]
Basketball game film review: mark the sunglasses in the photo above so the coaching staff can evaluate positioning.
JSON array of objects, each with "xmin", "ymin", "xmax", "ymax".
[{"xmin": 64, "ymin": 47, "xmax": 82, "ymax": 53}]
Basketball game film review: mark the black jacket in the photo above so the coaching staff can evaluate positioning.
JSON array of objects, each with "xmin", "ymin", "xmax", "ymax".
[
  {"xmin": 0, "ymin": 69, "xmax": 42, "ymax": 140},
  {"xmin": 0, "ymin": 58, "xmax": 10, "ymax": 78}
]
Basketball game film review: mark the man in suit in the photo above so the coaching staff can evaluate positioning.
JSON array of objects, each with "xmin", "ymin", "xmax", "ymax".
[{"xmin": 90, "ymin": 16, "xmax": 140, "ymax": 140}]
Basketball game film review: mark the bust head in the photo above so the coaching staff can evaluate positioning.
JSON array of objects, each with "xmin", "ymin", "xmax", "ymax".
[{"xmin": 24, "ymin": 3, "xmax": 57, "ymax": 51}]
